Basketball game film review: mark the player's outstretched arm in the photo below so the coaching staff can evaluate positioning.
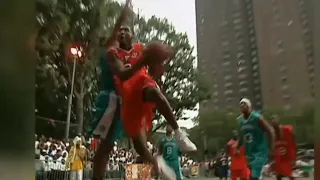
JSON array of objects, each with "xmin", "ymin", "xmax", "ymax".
[
  {"xmin": 106, "ymin": 50, "xmax": 146, "ymax": 81},
  {"xmin": 258, "ymin": 115, "xmax": 276, "ymax": 155},
  {"xmin": 104, "ymin": 0, "xmax": 131, "ymax": 49}
]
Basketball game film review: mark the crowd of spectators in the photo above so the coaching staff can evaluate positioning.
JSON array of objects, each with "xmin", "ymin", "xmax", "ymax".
[{"xmin": 35, "ymin": 134, "xmax": 198, "ymax": 174}]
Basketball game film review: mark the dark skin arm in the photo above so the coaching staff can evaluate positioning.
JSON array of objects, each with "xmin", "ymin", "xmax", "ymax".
[
  {"xmin": 104, "ymin": 0, "xmax": 131, "ymax": 49},
  {"xmin": 258, "ymin": 115, "xmax": 276, "ymax": 158},
  {"xmin": 236, "ymin": 130, "xmax": 243, "ymax": 152},
  {"xmin": 106, "ymin": 51, "xmax": 146, "ymax": 81}
]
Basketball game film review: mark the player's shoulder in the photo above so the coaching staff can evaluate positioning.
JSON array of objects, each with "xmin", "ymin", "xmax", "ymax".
[
  {"xmin": 133, "ymin": 43, "xmax": 144, "ymax": 50},
  {"xmin": 159, "ymin": 136, "xmax": 166, "ymax": 143},
  {"xmin": 251, "ymin": 110, "xmax": 261, "ymax": 117},
  {"xmin": 236, "ymin": 114, "xmax": 243, "ymax": 121},
  {"xmin": 106, "ymin": 47, "xmax": 117, "ymax": 54}
]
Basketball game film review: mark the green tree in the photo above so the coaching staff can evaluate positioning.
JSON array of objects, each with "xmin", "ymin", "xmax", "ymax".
[{"xmin": 35, "ymin": 0, "xmax": 121, "ymax": 137}]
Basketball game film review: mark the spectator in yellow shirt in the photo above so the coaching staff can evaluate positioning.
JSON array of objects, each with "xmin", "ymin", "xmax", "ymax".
[{"xmin": 66, "ymin": 136, "xmax": 87, "ymax": 180}]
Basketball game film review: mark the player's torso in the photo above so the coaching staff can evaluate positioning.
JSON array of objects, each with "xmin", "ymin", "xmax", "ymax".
[
  {"xmin": 114, "ymin": 43, "xmax": 146, "ymax": 72},
  {"xmin": 238, "ymin": 111, "xmax": 268, "ymax": 154},
  {"xmin": 162, "ymin": 137, "xmax": 179, "ymax": 161},
  {"xmin": 275, "ymin": 125, "xmax": 294, "ymax": 160}
]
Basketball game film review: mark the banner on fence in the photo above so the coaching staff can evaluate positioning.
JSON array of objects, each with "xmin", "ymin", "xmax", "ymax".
[
  {"xmin": 125, "ymin": 164, "xmax": 152, "ymax": 180},
  {"xmin": 190, "ymin": 165, "xmax": 199, "ymax": 176}
]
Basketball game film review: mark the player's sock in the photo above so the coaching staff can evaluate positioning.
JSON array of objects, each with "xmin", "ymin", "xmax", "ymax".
[
  {"xmin": 156, "ymin": 156, "xmax": 176, "ymax": 180},
  {"xmin": 174, "ymin": 128, "xmax": 197, "ymax": 152}
]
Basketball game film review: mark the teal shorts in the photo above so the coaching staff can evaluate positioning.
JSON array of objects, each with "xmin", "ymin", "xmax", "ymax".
[
  {"xmin": 166, "ymin": 160, "xmax": 183, "ymax": 180},
  {"xmin": 246, "ymin": 153, "xmax": 268, "ymax": 178},
  {"xmin": 87, "ymin": 90, "xmax": 125, "ymax": 142}
]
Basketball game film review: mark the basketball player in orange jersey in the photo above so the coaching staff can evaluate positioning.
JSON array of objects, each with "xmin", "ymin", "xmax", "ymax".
[
  {"xmin": 106, "ymin": 25, "xmax": 197, "ymax": 179},
  {"xmin": 227, "ymin": 130, "xmax": 250, "ymax": 180},
  {"xmin": 271, "ymin": 115, "xmax": 296, "ymax": 180},
  {"xmin": 90, "ymin": 0, "xmax": 183, "ymax": 179}
]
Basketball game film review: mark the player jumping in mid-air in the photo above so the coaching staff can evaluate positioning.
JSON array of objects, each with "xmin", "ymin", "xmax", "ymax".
[
  {"xmin": 227, "ymin": 130, "xmax": 250, "ymax": 180},
  {"xmin": 236, "ymin": 98, "xmax": 275, "ymax": 180},
  {"xmin": 158, "ymin": 125, "xmax": 183, "ymax": 180},
  {"xmin": 271, "ymin": 115, "xmax": 296, "ymax": 180},
  {"xmin": 102, "ymin": 2, "xmax": 196, "ymax": 180},
  {"xmin": 107, "ymin": 24, "xmax": 196, "ymax": 179}
]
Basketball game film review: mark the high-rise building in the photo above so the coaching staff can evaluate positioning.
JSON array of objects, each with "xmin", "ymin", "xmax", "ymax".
[
  {"xmin": 195, "ymin": 0, "xmax": 314, "ymax": 112},
  {"xmin": 195, "ymin": 0, "xmax": 262, "ymax": 111},
  {"xmin": 252, "ymin": 0, "xmax": 314, "ymax": 111}
]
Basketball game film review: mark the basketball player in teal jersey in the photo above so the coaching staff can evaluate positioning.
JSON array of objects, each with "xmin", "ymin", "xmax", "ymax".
[
  {"xmin": 158, "ymin": 126, "xmax": 183, "ymax": 180},
  {"xmin": 236, "ymin": 98, "xmax": 275, "ymax": 180}
]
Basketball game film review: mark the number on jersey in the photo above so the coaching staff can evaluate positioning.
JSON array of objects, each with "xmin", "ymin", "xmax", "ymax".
[
  {"xmin": 166, "ymin": 147, "xmax": 172, "ymax": 155},
  {"xmin": 279, "ymin": 147, "xmax": 287, "ymax": 155},
  {"xmin": 244, "ymin": 133, "xmax": 253, "ymax": 143}
]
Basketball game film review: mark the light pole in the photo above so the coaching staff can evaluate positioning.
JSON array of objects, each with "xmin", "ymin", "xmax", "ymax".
[{"xmin": 65, "ymin": 46, "xmax": 82, "ymax": 139}]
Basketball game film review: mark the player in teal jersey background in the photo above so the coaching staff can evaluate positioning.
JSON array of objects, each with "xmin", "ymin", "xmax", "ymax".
[
  {"xmin": 158, "ymin": 126, "xmax": 183, "ymax": 180},
  {"xmin": 236, "ymin": 98, "xmax": 275, "ymax": 180}
]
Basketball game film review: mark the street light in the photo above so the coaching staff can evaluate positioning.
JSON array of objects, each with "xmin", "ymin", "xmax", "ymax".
[{"xmin": 65, "ymin": 46, "xmax": 82, "ymax": 139}]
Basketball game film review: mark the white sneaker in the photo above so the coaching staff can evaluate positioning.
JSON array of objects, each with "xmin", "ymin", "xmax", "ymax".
[
  {"xmin": 156, "ymin": 156, "xmax": 176, "ymax": 180},
  {"xmin": 175, "ymin": 128, "xmax": 197, "ymax": 152}
]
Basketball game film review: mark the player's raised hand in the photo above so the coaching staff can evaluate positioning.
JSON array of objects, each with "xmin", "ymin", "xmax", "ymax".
[{"xmin": 104, "ymin": 0, "xmax": 132, "ymax": 49}]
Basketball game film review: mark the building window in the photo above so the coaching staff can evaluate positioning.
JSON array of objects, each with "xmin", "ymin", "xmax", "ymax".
[
  {"xmin": 223, "ymin": 54, "xmax": 231, "ymax": 60},
  {"xmin": 238, "ymin": 45, "xmax": 244, "ymax": 50},
  {"xmin": 284, "ymin": 104, "xmax": 291, "ymax": 110},
  {"xmin": 253, "ymin": 79, "xmax": 260, "ymax": 84},
  {"xmin": 237, "ymin": 52, "xmax": 245, "ymax": 59},
  {"xmin": 252, "ymin": 57, "xmax": 257, "ymax": 62},
  {"xmin": 281, "ymin": 76, "xmax": 287, "ymax": 82},
  {"xmin": 224, "ymin": 75, "xmax": 232, "ymax": 80},
  {"xmin": 224, "ymin": 90, "xmax": 233, "ymax": 95},
  {"xmin": 279, "ymin": 66, "xmax": 287, "ymax": 72},
  {"xmin": 239, "ymin": 81, "xmax": 247, "ymax": 86},
  {"xmin": 238, "ymin": 66, "xmax": 246, "ymax": 72},
  {"xmin": 239, "ymin": 88, "xmax": 248, "ymax": 93},
  {"xmin": 233, "ymin": 18, "xmax": 242, "ymax": 24},
  {"xmin": 281, "ymin": 85, "xmax": 289, "ymax": 90},
  {"xmin": 225, "ymin": 82, "xmax": 233, "ymax": 88},
  {"xmin": 222, "ymin": 41, "xmax": 230, "ymax": 46},
  {"xmin": 238, "ymin": 74, "xmax": 248, "ymax": 79},
  {"xmin": 238, "ymin": 59, "xmax": 245, "ymax": 65},
  {"xmin": 283, "ymin": 94, "xmax": 290, "ymax": 101},
  {"xmin": 235, "ymin": 24, "xmax": 243, "ymax": 30}
]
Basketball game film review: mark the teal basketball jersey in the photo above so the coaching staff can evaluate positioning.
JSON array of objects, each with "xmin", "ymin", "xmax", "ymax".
[
  {"xmin": 160, "ymin": 136, "xmax": 180, "ymax": 161},
  {"xmin": 99, "ymin": 48, "xmax": 116, "ymax": 91},
  {"xmin": 237, "ymin": 111, "xmax": 268, "ymax": 159}
]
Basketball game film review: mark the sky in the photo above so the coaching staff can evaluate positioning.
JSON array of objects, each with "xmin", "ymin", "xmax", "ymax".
[{"xmin": 118, "ymin": 0, "xmax": 198, "ymax": 128}]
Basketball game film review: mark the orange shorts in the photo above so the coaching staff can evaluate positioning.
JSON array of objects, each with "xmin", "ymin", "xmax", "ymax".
[
  {"xmin": 120, "ymin": 73, "xmax": 156, "ymax": 137},
  {"xmin": 231, "ymin": 168, "xmax": 250, "ymax": 179},
  {"xmin": 273, "ymin": 160, "xmax": 293, "ymax": 177}
]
